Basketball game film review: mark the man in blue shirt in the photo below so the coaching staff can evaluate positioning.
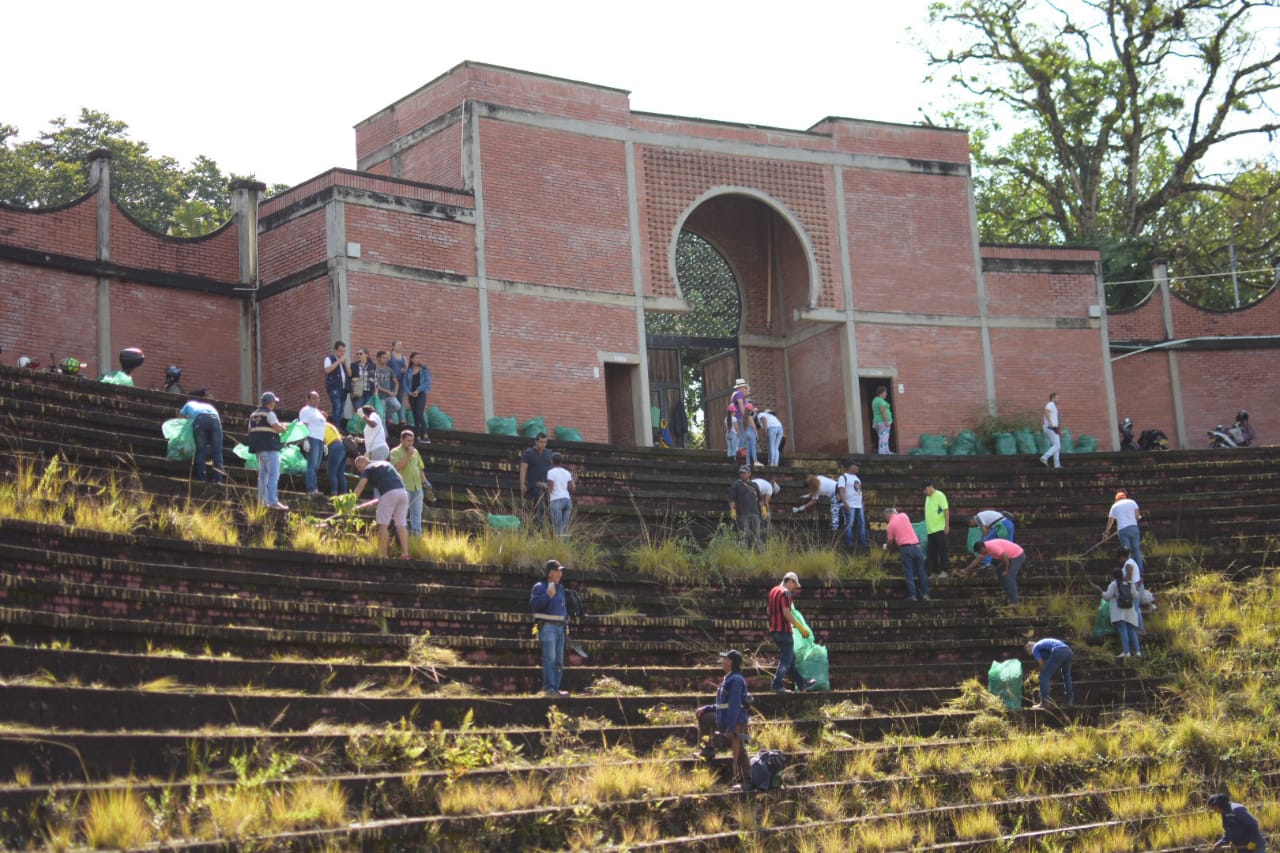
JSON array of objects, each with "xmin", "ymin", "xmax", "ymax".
[
  {"xmin": 179, "ymin": 393, "xmax": 224, "ymax": 483},
  {"xmin": 351, "ymin": 456, "xmax": 410, "ymax": 560},
  {"xmin": 1209, "ymin": 793, "xmax": 1266, "ymax": 851},
  {"xmin": 1025, "ymin": 638, "xmax": 1074, "ymax": 709},
  {"xmin": 696, "ymin": 650, "xmax": 752, "ymax": 789},
  {"xmin": 530, "ymin": 560, "xmax": 569, "ymax": 696}
]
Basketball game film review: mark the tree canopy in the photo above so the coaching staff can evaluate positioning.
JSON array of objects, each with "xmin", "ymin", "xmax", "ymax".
[
  {"xmin": 0, "ymin": 110, "xmax": 282, "ymax": 236},
  {"xmin": 924, "ymin": 0, "xmax": 1280, "ymax": 309}
]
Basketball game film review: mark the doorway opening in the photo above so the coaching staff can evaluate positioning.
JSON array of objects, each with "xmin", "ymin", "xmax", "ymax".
[
  {"xmin": 860, "ymin": 377, "xmax": 897, "ymax": 454},
  {"xmin": 604, "ymin": 363, "xmax": 639, "ymax": 446}
]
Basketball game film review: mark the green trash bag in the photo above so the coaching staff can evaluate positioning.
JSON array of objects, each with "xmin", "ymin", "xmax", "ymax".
[
  {"xmin": 521, "ymin": 416, "xmax": 546, "ymax": 439},
  {"xmin": 949, "ymin": 430, "xmax": 978, "ymax": 456},
  {"xmin": 913, "ymin": 521, "xmax": 929, "ymax": 558},
  {"xmin": 993, "ymin": 432, "xmax": 1017, "ymax": 455},
  {"xmin": 426, "ymin": 406, "xmax": 454, "ymax": 431},
  {"xmin": 487, "ymin": 513, "xmax": 521, "ymax": 530},
  {"xmin": 918, "ymin": 434, "xmax": 948, "ymax": 455},
  {"xmin": 1093, "ymin": 598, "xmax": 1117, "ymax": 637},
  {"xmin": 966, "ymin": 525, "xmax": 983, "ymax": 554},
  {"xmin": 791, "ymin": 608, "xmax": 830, "ymax": 691},
  {"xmin": 163, "ymin": 418, "xmax": 196, "ymax": 461},
  {"xmin": 346, "ymin": 413, "xmax": 364, "ymax": 435},
  {"xmin": 987, "ymin": 658, "xmax": 1023, "ymax": 710},
  {"xmin": 1075, "ymin": 434, "xmax": 1098, "ymax": 453},
  {"xmin": 232, "ymin": 442, "xmax": 257, "ymax": 470},
  {"xmin": 279, "ymin": 444, "xmax": 306, "ymax": 475},
  {"xmin": 99, "ymin": 370, "xmax": 135, "ymax": 386},
  {"xmin": 1034, "ymin": 430, "xmax": 1051, "ymax": 455},
  {"xmin": 1014, "ymin": 429, "xmax": 1038, "ymax": 454},
  {"xmin": 487, "ymin": 416, "xmax": 519, "ymax": 436},
  {"xmin": 555, "ymin": 425, "xmax": 585, "ymax": 442},
  {"xmin": 280, "ymin": 421, "xmax": 309, "ymax": 445},
  {"xmin": 1059, "ymin": 427, "xmax": 1075, "ymax": 454}
]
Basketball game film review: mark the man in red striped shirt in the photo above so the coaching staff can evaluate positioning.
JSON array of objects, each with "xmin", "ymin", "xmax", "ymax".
[{"xmin": 767, "ymin": 572, "xmax": 813, "ymax": 693}]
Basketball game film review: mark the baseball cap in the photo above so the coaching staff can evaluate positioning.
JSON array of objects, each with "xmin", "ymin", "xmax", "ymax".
[
  {"xmin": 738, "ymin": 465, "xmax": 752, "ymax": 474},
  {"xmin": 260, "ymin": 391, "xmax": 279, "ymax": 404},
  {"xmin": 545, "ymin": 559, "xmax": 564, "ymax": 576},
  {"xmin": 719, "ymin": 649, "xmax": 744, "ymax": 666},
  {"xmin": 783, "ymin": 571, "xmax": 801, "ymax": 587}
]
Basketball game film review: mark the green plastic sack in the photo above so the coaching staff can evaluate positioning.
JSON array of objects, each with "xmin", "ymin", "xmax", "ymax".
[
  {"xmin": 426, "ymin": 406, "xmax": 454, "ymax": 431},
  {"xmin": 163, "ymin": 418, "xmax": 196, "ymax": 461},
  {"xmin": 918, "ymin": 434, "xmax": 948, "ymax": 455},
  {"xmin": 913, "ymin": 521, "xmax": 929, "ymax": 558},
  {"xmin": 1093, "ymin": 598, "xmax": 1117, "ymax": 637},
  {"xmin": 1059, "ymin": 427, "xmax": 1075, "ymax": 454},
  {"xmin": 232, "ymin": 442, "xmax": 257, "ymax": 470},
  {"xmin": 280, "ymin": 421, "xmax": 309, "ymax": 445},
  {"xmin": 1075, "ymin": 434, "xmax": 1098, "ymax": 453},
  {"xmin": 279, "ymin": 444, "xmax": 306, "ymax": 475},
  {"xmin": 487, "ymin": 513, "xmax": 521, "ymax": 530},
  {"xmin": 99, "ymin": 370, "xmax": 135, "ymax": 386},
  {"xmin": 487, "ymin": 416, "xmax": 519, "ymax": 436},
  {"xmin": 987, "ymin": 659, "xmax": 1023, "ymax": 710},
  {"xmin": 791, "ymin": 608, "xmax": 830, "ymax": 691},
  {"xmin": 949, "ymin": 430, "xmax": 978, "ymax": 456},
  {"xmin": 1014, "ymin": 429, "xmax": 1038, "ymax": 454},
  {"xmin": 347, "ymin": 413, "xmax": 365, "ymax": 434},
  {"xmin": 555, "ymin": 426, "xmax": 584, "ymax": 443},
  {"xmin": 966, "ymin": 525, "xmax": 983, "ymax": 554},
  {"xmin": 993, "ymin": 432, "xmax": 1017, "ymax": 455},
  {"xmin": 521, "ymin": 416, "xmax": 546, "ymax": 439},
  {"xmin": 1034, "ymin": 430, "xmax": 1050, "ymax": 455}
]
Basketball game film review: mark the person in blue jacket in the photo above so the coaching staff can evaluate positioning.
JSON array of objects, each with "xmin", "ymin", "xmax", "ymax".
[
  {"xmin": 1209, "ymin": 793, "xmax": 1266, "ymax": 851},
  {"xmin": 695, "ymin": 650, "xmax": 751, "ymax": 788},
  {"xmin": 530, "ymin": 560, "xmax": 569, "ymax": 697}
]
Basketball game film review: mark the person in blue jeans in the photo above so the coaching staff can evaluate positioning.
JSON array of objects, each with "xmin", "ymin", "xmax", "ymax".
[
  {"xmin": 1025, "ymin": 638, "xmax": 1074, "ymax": 709},
  {"xmin": 530, "ymin": 560, "xmax": 569, "ymax": 696},
  {"xmin": 179, "ymin": 393, "xmax": 224, "ymax": 483},
  {"xmin": 767, "ymin": 572, "xmax": 814, "ymax": 692},
  {"xmin": 247, "ymin": 392, "xmax": 288, "ymax": 510},
  {"xmin": 836, "ymin": 460, "xmax": 868, "ymax": 548}
]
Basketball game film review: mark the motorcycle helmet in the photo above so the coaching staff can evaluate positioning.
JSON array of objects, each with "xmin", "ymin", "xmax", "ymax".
[
  {"xmin": 164, "ymin": 365, "xmax": 183, "ymax": 385},
  {"xmin": 1120, "ymin": 417, "xmax": 1132, "ymax": 429},
  {"xmin": 60, "ymin": 357, "xmax": 81, "ymax": 375},
  {"xmin": 118, "ymin": 347, "xmax": 145, "ymax": 374}
]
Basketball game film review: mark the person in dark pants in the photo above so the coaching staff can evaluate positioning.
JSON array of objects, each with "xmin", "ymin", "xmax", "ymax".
[
  {"xmin": 695, "ymin": 650, "xmax": 751, "ymax": 789},
  {"xmin": 728, "ymin": 465, "xmax": 764, "ymax": 551},
  {"xmin": 970, "ymin": 538, "xmax": 1026, "ymax": 603},
  {"xmin": 519, "ymin": 432, "xmax": 554, "ymax": 526},
  {"xmin": 179, "ymin": 393, "xmax": 224, "ymax": 483},
  {"xmin": 883, "ymin": 507, "xmax": 929, "ymax": 601},
  {"xmin": 1025, "ymin": 638, "xmax": 1074, "ymax": 709},
  {"xmin": 323, "ymin": 341, "xmax": 350, "ymax": 430},
  {"xmin": 766, "ymin": 572, "xmax": 813, "ymax": 693},
  {"xmin": 404, "ymin": 351, "xmax": 432, "ymax": 442},
  {"xmin": 1208, "ymin": 792, "xmax": 1266, "ymax": 851},
  {"xmin": 530, "ymin": 559, "xmax": 569, "ymax": 696},
  {"xmin": 922, "ymin": 481, "xmax": 950, "ymax": 577}
]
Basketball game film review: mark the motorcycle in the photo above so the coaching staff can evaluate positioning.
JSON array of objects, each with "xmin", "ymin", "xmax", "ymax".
[
  {"xmin": 1120, "ymin": 417, "xmax": 1169, "ymax": 451},
  {"xmin": 1208, "ymin": 417, "xmax": 1252, "ymax": 449}
]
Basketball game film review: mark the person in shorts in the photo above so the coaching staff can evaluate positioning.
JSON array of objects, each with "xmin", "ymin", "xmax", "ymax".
[{"xmin": 351, "ymin": 456, "xmax": 411, "ymax": 560}]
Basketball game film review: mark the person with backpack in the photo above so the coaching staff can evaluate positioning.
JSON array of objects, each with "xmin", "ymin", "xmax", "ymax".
[
  {"xmin": 695, "ymin": 650, "xmax": 751, "ymax": 789},
  {"xmin": 1102, "ymin": 564, "xmax": 1142, "ymax": 658}
]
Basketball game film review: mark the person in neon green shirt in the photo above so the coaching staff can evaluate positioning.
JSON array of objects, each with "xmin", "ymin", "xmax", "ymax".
[
  {"xmin": 923, "ymin": 481, "xmax": 950, "ymax": 576},
  {"xmin": 389, "ymin": 429, "xmax": 429, "ymax": 537},
  {"xmin": 871, "ymin": 386, "xmax": 893, "ymax": 454}
]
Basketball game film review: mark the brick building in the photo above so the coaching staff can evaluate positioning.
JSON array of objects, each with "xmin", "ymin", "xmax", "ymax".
[{"xmin": 2, "ymin": 62, "xmax": 1273, "ymax": 451}]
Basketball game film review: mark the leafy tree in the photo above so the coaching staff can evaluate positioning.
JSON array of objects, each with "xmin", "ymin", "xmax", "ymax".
[
  {"xmin": 0, "ymin": 109, "xmax": 261, "ymax": 235},
  {"xmin": 644, "ymin": 231, "xmax": 740, "ymax": 338},
  {"xmin": 924, "ymin": 0, "xmax": 1280, "ymax": 307}
]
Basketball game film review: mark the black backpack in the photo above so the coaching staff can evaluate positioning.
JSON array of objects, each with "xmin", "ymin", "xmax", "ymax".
[
  {"xmin": 1116, "ymin": 581, "xmax": 1134, "ymax": 609},
  {"xmin": 564, "ymin": 588, "xmax": 586, "ymax": 620},
  {"xmin": 749, "ymin": 750, "xmax": 788, "ymax": 791}
]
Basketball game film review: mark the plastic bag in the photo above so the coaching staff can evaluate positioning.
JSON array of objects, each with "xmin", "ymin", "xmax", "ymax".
[
  {"xmin": 280, "ymin": 421, "xmax": 309, "ymax": 445},
  {"xmin": 949, "ymin": 430, "xmax": 978, "ymax": 456},
  {"xmin": 791, "ymin": 608, "xmax": 830, "ymax": 691},
  {"xmin": 521, "ymin": 416, "xmax": 546, "ymax": 439},
  {"xmin": 426, "ymin": 406, "xmax": 455, "ymax": 431},
  {"xmin": 987, "ymin": 659, "xmax": 1023, "ymax": 710},
  {"xmin": 487, "ymin": 513, "xmax": 522, "ymax": 530},
  {"xmin": 1075, "ymin": 434, "xmax": 1098, "ymax": 453},
  {"xmin": 555, "ymin": 426, "xmax": 585, "ymax": 442},
  {"xmin": 279, "ymin": 445, "xmax": 306, "ymax": 475},
  {"xmin": 993, "ymin": 432, "xmax": 1017, "ymax": 455},
  {"xmin": 1014, "ymin": 429, "xmax": 1038, "ymax": 454},
  {"xmin": 1060, "ymin": 427, "xmax": 1075, "ymax": 454},
  {"xmin": 163, "ymin": 418, "xmax": 196, "ymax": 461},
  {"xmin": 487, "ymin": 416, "xmax": 519, "ymax": 436},
  {"xmin": 913, "ymin": 521, "xmax": 929, "ymax": 558},
  {"xmin": 918, "ymin": 434, "xmax": 948, "ymax": 455},
  {"xmin": 1093, "ymin": 598, "xmax": 1117, "ymax": 636},
  {"xmin": 232, "ymin": 442, "xmax": 257, "ymax": 470},
  {"xmin": 99, "ymin": 370, "xmax": 135, "ymax": 386}
]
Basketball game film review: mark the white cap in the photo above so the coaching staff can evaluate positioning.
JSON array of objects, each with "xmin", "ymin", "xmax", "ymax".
[{"xmin": 782, "ymin": 571, "xmax": 801, "ymax": 587}]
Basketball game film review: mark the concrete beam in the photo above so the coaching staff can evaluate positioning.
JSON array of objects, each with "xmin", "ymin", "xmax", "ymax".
[
  {"xmin": 88, "ymin": 150, "xmax": 112, "ymax": 377},
  {"xmin": 466, "ymin": 102, "xmax": 496, "ymax": 420}
]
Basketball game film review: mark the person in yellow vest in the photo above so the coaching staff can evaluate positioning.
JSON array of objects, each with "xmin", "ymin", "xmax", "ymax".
[{"xmin": 323, "ymin": 420, "xmax": 348, "ymax": 496}]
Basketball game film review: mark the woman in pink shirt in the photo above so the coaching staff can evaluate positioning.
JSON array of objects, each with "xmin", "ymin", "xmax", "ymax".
[{"xmin": 883, "ymin": 507, "xmax": 929, "ymax": 602}]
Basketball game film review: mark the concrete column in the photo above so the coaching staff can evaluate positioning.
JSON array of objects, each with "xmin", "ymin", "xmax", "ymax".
[
  {"xmin": 1153, "ymin": 261, "xmax": 1187, "ymax": 448},
  {"xmin": 624, "ymin": 140, "xmax": 654, "ymax": 446},
  {"xmin": 231, "ymin": 180, "xmax": 265, "ymax": 403},
  {"xmin": 832, "ymin": 167, "xmax": 864, "ymax": 453},
  {"xmin": 1094, "ymin": 262, "xmax": 1121, "ymax": 450},
  {"xmin": 324, "ymin": 200, "xmax": 352, "ymax": 372},
  {"xmin": 964, "ymin": 176, "xmax": 998, "ymax": 414},
  {"xmin": 87, "ymin": 150, "xmax": 113, "ymax": 376},
  {"xmin": 466, "ymin": 101, "xmax": 496, "ymax": 420}
]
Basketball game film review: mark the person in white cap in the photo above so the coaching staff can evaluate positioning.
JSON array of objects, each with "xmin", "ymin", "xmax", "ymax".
[
  {"xmin": 767, "ymin": 572, "xmax": 815, "ymax": 693},
  {"xmin": 248, "ymin": 391, "xmax": 288, "ymax": 510}
]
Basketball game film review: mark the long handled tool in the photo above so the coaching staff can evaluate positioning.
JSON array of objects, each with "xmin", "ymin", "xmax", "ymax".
[
  {"xmin": 1079, "ymin": 531, "xmax": 1117, "ymax": 558},
  {"xmin": 316, "ymin": 497, "xmax": 380, "ymax": 526}
]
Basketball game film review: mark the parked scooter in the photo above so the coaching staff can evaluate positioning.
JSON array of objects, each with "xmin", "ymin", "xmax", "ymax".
[
  {"xmin": 1208, "ymin": 411, "xmax": 1254, "ymax": 448},
  {"xmin": 1120, "ymin": 417, "xmax": 1169, "ymax": 451}
]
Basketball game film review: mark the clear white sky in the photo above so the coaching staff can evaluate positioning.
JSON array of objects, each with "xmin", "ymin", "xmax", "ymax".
[{"xmin": 6, "ymin": 0, "xmax": 945, "ymax": 188}]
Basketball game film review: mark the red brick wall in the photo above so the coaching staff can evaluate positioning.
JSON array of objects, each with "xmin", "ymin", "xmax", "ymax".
[
  {"xmin": 259, "ymin": 208, "xmax": 328, "ymax": 284},
  {"xmin": 784, "ymin": 327, "xmax": 846, "ymax": 453},
  {"xmin": 398, "ymin": 121, "xmax": 464, "ymax": 188},
  {"xmin": 259, "ymin": 277, "xmax": 331, "ymax": 411},
  {"xmin": 0, "ymin": 266, "xmax": 98, "ymax": 363},
  {"xmin": 109, "ymin": 206, "xmax": 239, "ymax": 283},
  {"xmin": 986, "ymin": 326, "xmax": 1111, "ymax": 446},
  {"xmin": 343, "ymin": 204, "xmax": 474, "ymax": 276},
  {"xmin": 813, "ymin": 118, "xmax": 972, "ymax": 163},
  {"xmin": 0, "ymin": 197, "xmax": 97, "ymax": 259},
  {"xmin": 1176, "ymin": 350, "xmax": 1276, "ymax": 447},
  {"xmin": 1111, "ymin": 352, "xmax": 1178, "ymax": 447}
]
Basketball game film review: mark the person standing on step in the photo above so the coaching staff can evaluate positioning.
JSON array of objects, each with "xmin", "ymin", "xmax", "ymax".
[
  {"xmin": 323, "ymin": 419, "xmax": 348, "ymax": 496},
  {"xmin": 967, "ymin": 538, "xmax": 1025, "ymax": 603},
  {"xmin": 755, "ymin": 407, "xmax": 785, "ymax": 468},
  {"xmin": 883, "ymin": 507, "xmax": 929, "ymax": 602},
  {"xmin": 1102, "ymin": 565, "xmax": 1142, "ymax": 658},
  {"xmin": 1103, "ymin": 490, "xmax": 1144, "ymax": 572},
  {"xmin": 1119, "ymin": 544, "xmax": 1146, "ymax": 632},
  {"xmin": 404, "ymin": 351, "xmax": 432, "ymax": 442},
  {"xmin": 519, "ymin": 432, "xmax": 555, "ymax": 527},
  {"xmin": 922, "ymin": 481, "xmax": 951, "ymax": 577},
  {"xmin": 179, "ymin": 391, "xmax": 225, "ymax": 484},
  {"xmin": 389, "ymin": 429, "xmax": 427, "ymax": 538},
  {"xmin": 741, "ymin": 402, "xmax": 760, "ymax": 469},
  {"xmin": 372, "ymin": 350, "xmax": 403, "ymax": 427},
  {"xmin": 360, "ymin": 405, "xmax": 390, "ymax": 462},
  {"xmin": 298, "ymin": 391, "xmax": 329, "ymax": 498},
  {"xmin": 1207, "ymin": 792, "xmax": 1266, "ymax": 852},
  {"xmin": 728, "ymin": 465, "xmax": 764, "ymax": 551},
  {"xmin": 546, "ymin": 452, "xmax": 575, "ymax": 540},
  {"xmin": 871, "ymin": 385, "xmax": 893, "ymax": 454},
  {"xmin": 695, "ymin": 650, "xmax": 751, "ymax": 789},
  {"xmin": 794, "ymin": 473, "xmax": 842, "ymax": 534},
  {"xmin": 767, "ymin": 571, "xmax": 813, "ymax": 693},
  {"xmin": 350, "ymin": 455, "xmax": 411, "ymax": 560},
  {"xmin": 387, "ymin": 341, "xmax": 408, "ymax": 426},
  {"xmin": 349, "ymin": 348, "xmax": 375, "ymax": 412},
  {"xmin": 248, "ymin": 392, "xmax": 288, "ymax": 510},
  {"xmin": 837, "ymin": 460, "xmax": 868, "ymax": 549},
  {"xmin": 1025, "ymin": 637, "xmax": 1074, "ymax": 709},
  {"xmin": 1039, "ymin": 392, "xmax": 1062, "ymax": 469},
  {"xmin": 322, "ymin": 341, "xmax": 350, "ymax": 431},
  {"xmin": 530, "ymin": 559, "xmax": 570, "ymax": 697}
]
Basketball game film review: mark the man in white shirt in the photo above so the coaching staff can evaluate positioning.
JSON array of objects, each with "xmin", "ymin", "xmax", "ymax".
[
  {"xmin": 837, "ymin": 459, "xmax": 867, "ymax": 548},
  {"xmin": 1104, "ymin": 490, "xmax": 1143, "ymax": 570},
  {"xmin": 298, "ymin": 391, "xmax": 329, "ymax": 497},
  {"xmin": 546, "ymin": 453, "xmax": 575, "ymax": 540},
  {"xmin": 360, "ymin": 405, "xmax": 390, "ymax": 462},
  {"xmin": 1039, "ymin": 392, "xmax": 1062, "ymax": 469}
]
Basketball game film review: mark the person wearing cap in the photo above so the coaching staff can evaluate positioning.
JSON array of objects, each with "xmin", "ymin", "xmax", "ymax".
[
  {"xmin": 179, "ymin": 391, "xmax": 225, "ymax": 484},
  {"xmin": 248, "ymin": 392, "xmax": 288, "ymax": 510},
  {"xmin": 1024, "ymin": 638, "xmax": 1074, "ymax": 709},
  {"xmin": 519, "ymin": 432, "xmax": 555, "ymax": 527},
  {"xmin": 837, "ymin": 460, "xmax": 868, "ymax": 549},
  {"xmin": 695, "ymin": 649, "xmax": 751, "ymax": 788},
  {"xmin": 968, "ymin": 538, "xmax": 1025, "ymax": 603},
  {"xmin": 530, "ymin": 560, "xmax": 570, "ymax": 696},
  {"xmin": 351, "ymin": 455, "xmax": 411, "ymax": 560},
  {"xmin": 1208, "ymin": 792, "xmax": 1265, "ymax": 851},
  {"xmin": 794, "ymin": 473, "xmax": 842, "ymax": 533},
  {"xmin": 728, "ymin": 465, "xmax": 764, "ymax": 550},
  {"xmin": 1104, "ymin": 490, "xmax": 1143, "ymax": 572},
  {"xmin": 299, "ymin": 391, "xmax": 329, "ymax": 497},
  {"xmin": 389, "ymin": 429, "xmax": 429, "ymax": 537},
  {"xmin": 883, "ymin": 507, "xmax": 929, "ymax": 602},
  {"xmin": 767, "ymin": 572, "xmax": 814, "ymax": 693}
]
